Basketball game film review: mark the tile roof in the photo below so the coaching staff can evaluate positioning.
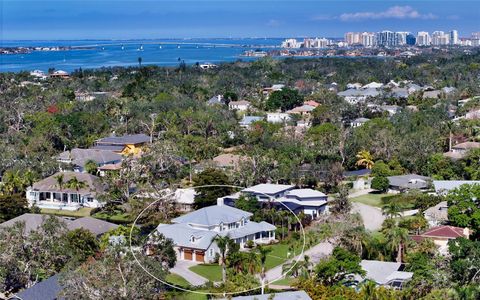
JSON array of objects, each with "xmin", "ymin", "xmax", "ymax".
[
  {"xmin": 420, "ymin": 225, "xmax": 467, "ymax": 239},
  {"xmin": 433, "ymin": 181, "xmax": 480, "ymax": 194},
  {"xmin": 359, "ymin": 260, "xmax": 412, "ymax": 285},
  {"xmin": 243, "ymin": 184, "xmax": 295, "ymax": 196},
  {"xmin": 58, "ymin": 148, "xmax": 122, "ymax": 168},
  {"xmin": 0, "ymin": 214, "xmax": 68, "ymax": 235}
]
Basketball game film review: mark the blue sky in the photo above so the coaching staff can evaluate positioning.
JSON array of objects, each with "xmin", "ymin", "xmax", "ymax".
[{"xmin": 2, "ymin": 0, "xmax": 479, "ymax": 40}]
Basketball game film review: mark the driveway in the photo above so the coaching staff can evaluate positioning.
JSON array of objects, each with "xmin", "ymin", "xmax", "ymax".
[
  {"xmin": 170, "ymin": 260, "xmax": 208, "ymax": 286},
  {"xmin": 351, "ymin": 202, "xmax": 385, "ymax": 231},
  {"xmin": 265, "ymin": 241, "xmax": 333, "ymax": 282}
]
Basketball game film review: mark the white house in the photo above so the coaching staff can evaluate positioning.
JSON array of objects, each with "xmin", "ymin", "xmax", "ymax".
[
  {"xmin": 228, "ymin": 100, "xmax": 251, "ymax": 111},
  {"xmin": 267, "ymin": 113, "xmax": 291, "ymax": 123},
  {"xmin": 220, "ymin": 184, "xmax": 329, "ymax": 219},
  {"xmin": 156, "ymin": 205, "xmax": 276, "ymax": 263},
  {"xmin": 350, "ymin": 117, "xmax": 370, "ymax": 128},
  {"xmin": 26, "ymin": 172, "xmax": 105, "ymax": 211}
]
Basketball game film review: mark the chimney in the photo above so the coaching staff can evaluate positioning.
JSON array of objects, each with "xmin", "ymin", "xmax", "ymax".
[
  {"xmin": 217, "ymin": 197, "xmax": 224, "ymax": 206},
  {"xmin": 463, "ymin": 227, "xmax": 470, "ymax": 239}
]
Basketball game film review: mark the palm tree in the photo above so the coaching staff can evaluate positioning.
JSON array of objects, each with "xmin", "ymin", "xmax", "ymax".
[
  {"xmin": 55, "ymin": 174, "xmax": 65, "ymax": 190},
  {"xmin": 256, "ymin": 245, "xmax": 272, "ymax": 294},
  {"xmin": 382, "ymin": 202, "xmax": 403, "ymax": 219},
  {"xmin": 383, "ymin": 226, "xmax": 409, "ymax": 262},
  {"xmin": 244, "ymin": 251, "xmax": 260, "ymax": 274},
  {"xmin": 212, "ymin": 235, "xmax": 232, "ymax": 284},
  {"xmin": 66, "ymin": 177, "xmax": 87, "ymax": 203},
  {"xmin": 356, "ymin": 150, "xmax": 374, "ymax": 169}
]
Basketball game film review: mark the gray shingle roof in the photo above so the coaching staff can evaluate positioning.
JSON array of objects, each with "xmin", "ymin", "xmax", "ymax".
[
  {"xmin": 243, "ymin": 184, "xmax": 295, "ymax": 196},
  {"xmin": 96, "ymin": 134, "xmax": 150, "ymax": 145},
  {"xmin": 229, "ymin": 291, "xmax": 312, "ymax": 300},
  {"xmin": 156, "ymin": 223, "xmax": 218, "ymax": 250},
  {"xmin": 58, "ymin": 148, "xmax": 122, "ymax": 168},
  {"xmin": 286, "ymin": 189, "xmax": 326, "ymax": 199},
  {"xmin": 219, "ymin": 221, "xmax": 276, "ymax": 239},
  {"xmin": 13, "ymin": 274, "xmax": 63, "ymax": 300},
  {"xmin": 172, "ymin": 205, "xmax": 252, "ymax": 226},
  {"xmin": 433, "ymin": 180, "xmax": 480, "ymax": 194},
  {"xmin": 31, "ymin": 172, "xmax": 104, "ymax": 195},
  {"xmin": 358, "ymin": 260, "xmax": 413, "ymax": 285},
  {"xmin": 91, "ymin": 145, "xmax": 126, "ymax": 152},
  {"xmin": 67, "ymin": 217, "xmax": 118, "ymax": 236},
  {"xmin": 387, "ymin": 174, "xmax": 431, "ymax": 190},
  {"xmin": 0, "ymin": 214, "xmax": 68, "ymax": 235}
]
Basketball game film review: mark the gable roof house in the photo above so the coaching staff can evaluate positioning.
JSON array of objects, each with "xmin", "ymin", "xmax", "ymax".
[
  {"xmin": 350, "ymin": 117, "xmax": 370, "ymax": 128},
  {"xmin": 12, "ymin": 274, "xmax": 63, "ymax": 300},
  {"xmin": 443, "ymin": 142, "xmax": 480, "ymax": 160},
  {"xmin": 92, "ymin": 133, "xmax": 150, "ymax": 155},
  {"xmin": 387, "ymin": 174, "xmax": 432, "ymax": 193},
  {"xmin": 212, "ymin": 153, "xmax": 249, "ymax": 171},
  {"xmin": 220, "ymin": 184, "xmax": 328, "ymax": 219},
  {"xmin": 156, "ymin": 205, "xmax": 276, "ymax": 263},
  {"xmin": 337, "ymin": 88, "xmax": 381, "ymax": 104},
  {"xmin": 26, "ymin": 172, "xmax": 105, "ymax": 210},
  {"xmin": 286, "ymin": 104, "xmax": 316, "ymax": 116},
  {"xmin": 411, "ymin": 226, "xmax": 470, "ymax": 255},
  {"xmin": 353, "ymin": 260, "xmax": 413, "ymax": 289},
  {"xmin": 207, "ymin": 95, "xmax": 227, "ymax": 105},
  {"xmin": 423, "ymin": 201, "xmax": 448, "ymax": 226},
  {"xmin": 57, "ymin": 148, "xmax": 122, "ymax": 173}
]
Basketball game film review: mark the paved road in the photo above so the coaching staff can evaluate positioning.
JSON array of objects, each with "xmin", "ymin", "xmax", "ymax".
[
  {"xmin": 351, "ymin": 202, "xmax": 385, "ymax": 231},
  {"xmin": 265, "ymin": 241, "xmax": 333, "ymax": 282},
  {"xmin": 170, "ymin": 260, "xmax": 208, "ymax": 286}
]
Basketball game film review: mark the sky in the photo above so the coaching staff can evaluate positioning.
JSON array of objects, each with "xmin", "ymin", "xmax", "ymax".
[{"xmin": 2, "ymin": 0, "xmax": 479, "ymax": 40}]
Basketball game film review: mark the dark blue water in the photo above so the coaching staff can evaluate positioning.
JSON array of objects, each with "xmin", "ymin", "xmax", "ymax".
[{"xmin": 0, "ymin": 38, "xmax": 284, "ymax": 72}]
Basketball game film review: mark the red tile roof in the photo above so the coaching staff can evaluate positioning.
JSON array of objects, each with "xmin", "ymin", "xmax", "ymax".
[{"xmin": 420, "ymin": 226, "xmax": 467, "ymax": 239}]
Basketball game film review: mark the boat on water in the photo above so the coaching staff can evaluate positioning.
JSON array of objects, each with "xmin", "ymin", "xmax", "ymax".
[
  {"xmin": 159, "ymin": 45, "xmax": 162, "ymax": 49},
  {"xmin": 137, "ymin": 45, "xmax": 144, "ymax": 51}
]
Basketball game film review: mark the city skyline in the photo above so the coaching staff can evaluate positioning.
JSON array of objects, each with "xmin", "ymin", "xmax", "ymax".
[{"xmin": 2, "ymin": 1, "xmax": 480, "ymax": 40}]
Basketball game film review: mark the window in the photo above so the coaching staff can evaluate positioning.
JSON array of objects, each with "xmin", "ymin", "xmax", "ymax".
[
  {"xmin": 190, "ymin": 236, "xmax": 195, "ymax": 243},
  {"xmin": 209, "ymin": 248, "xmax": 214, "ymax": 257}
]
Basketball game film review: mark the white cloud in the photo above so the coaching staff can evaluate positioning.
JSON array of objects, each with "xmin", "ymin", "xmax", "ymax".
[{"xmin": 339, "ymin": 6, "xmax": 437, "ymax": 22}]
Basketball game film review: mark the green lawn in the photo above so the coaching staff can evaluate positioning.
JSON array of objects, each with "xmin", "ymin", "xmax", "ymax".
[
  {"xmin": 350, "ymin": 193, "xmax": 390, "ymax": 207},
  {"xmin": 270, "ymin": 277, "xmax": 295, "ymax": 286},
  {"xmin": 189, "ymin": 264, "xmax": 223, "ymax": 282},
  {"xmin": 41, "ymin": 207, "xmax": 93, "ymax": 217},
  {"xmin": 166, "ymin": 273, "xmax": 191, "ymax": 288},
  {"xmin": 264, "ymin": 242, "xmax": 304, "ymax": 270}
]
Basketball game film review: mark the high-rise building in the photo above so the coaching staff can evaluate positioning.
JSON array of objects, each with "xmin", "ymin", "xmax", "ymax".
[
  {"xmin": 376, "ymin": 31, "xmax": 398, "ymax": 47},
  {"xmin": 361, "ymin": 32, "xmax": 376, "ymax": 48},
  {"xmin": 396, "ymin": 32, "xmax": 409, "ymax": 45},
  {"xmin": 416, "ymin": 31, "xmax": 431, "ymax": 46},
  {"xmin": 450, "ymin": 30, "xmax": 459, "ymax": 45},
  {"xmin": 281, "ymin": 38, "xmax": 300, "ymax": 48},
  {"xmin": 345, "ymin": 32, "xmax": 362, "ymax": 45},
  {"xmin": 406, "ymin": 33, "xmax": 416, "ymax": 46},
  {"xmin": 472, "ymin": 32, "xmax": 480, "ymax": 39},
  {"xmin": 312, "ymin": 38, "xmax": 330, "ymax": 48},
  {"xmin": 432, "ymin": 31, "xmax": 450, "ymax": 46}
]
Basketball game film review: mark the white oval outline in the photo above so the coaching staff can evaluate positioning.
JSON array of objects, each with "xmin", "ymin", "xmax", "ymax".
[{"xmin": 129, "ymin": 184, "xmax": 306, "ymax": 296}]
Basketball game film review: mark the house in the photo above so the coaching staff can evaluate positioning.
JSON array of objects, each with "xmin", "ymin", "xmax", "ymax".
[
  {"xmin": 12, "ymin": 274, "xmax": 63, "ymax": 300},
  {"xmin": 379, "ymin": 105, "xmax": 401, "ymax": 116},
  {"xmin": 207, "ymin": 95, "xmax": 226, "ymax": 106},
  {"xmin": 0, "ymin": 214, "xmax": 117, "ymax": 237},
  {"xmin": 443, "ymin": 142, "xmax": 480, "ymax": 160},
  {"xmin": 350, "ymin": 117, "xmax": 370, "ymax": 128},
  {"xmin": 267, "ymin": 113, "xmax": 291, "ymax": 123},
  {"xmin": 212, "ymin": 153, "xmax": 248, "ymax": 171},
  {"xmin": 423, "ymin": 201, "xmax": 448, "ymax": 226},
  {"xmin": 227, "ymin": 291, "xmax": 312, "ymax": 300},
  {"xmin": 199, "ymin": 63, "xmax": 218, "ymax": 69},
  {"xmin": 239, "ymin": 116, "xmax": 263, "ymax": 129},
  {"xmin": 155, "ymin": 205, "xmax": 276, "ymax": 263},
  {"xmin": 57, "ymin": 148, "xmax": 122, "ymax": 173},
  {"xmin": 353, "ymin": 260, "xmax": 413, "ymax": 289},
  {"xmin": 173, "ymin": 188, "xmax": 196, "ymax": 212},
  {"xmin": 49, "ymin": 70, "xmax": 69, "ymax": 79},
  {"xmin": 286, "ymin": 104, "xmax": 315, "ymax": 115},
  {"xmin": 220, "ymin": 184, "xmax": 328, "ymax": 219},
  {"xmin": 337, "ymin": 88, "xmax": 380, "ymax": 104},
  {"xmin": 26, "ymin": 172, "xmax": 105, "ymax": 210},
  {"xmin": 433, "ymin": 180, "xmax": 480, "ymax": 195},
  {"xmin": 97, "ymin": 162, "xmax": 122, "ymax": 176},
  {"xmin": 411, "ymin": 226, "xmax": 470, "ymax": 254},
  {"xmin": 465, "ymin": 108, "xmax": 480, "ymax": 120},
  {"xmin": 92, "ymin": 133, "xmax": 150, "ymax": 155},
  {"xmin": 390, "ymin": 88, "xmax": 409, "ymax": 99},
  {"xmin": 262, "ymin": 84, "xmax": 285, "ymax": 96},
  {"xmin": 228, "ymin": 100, "xmax": 251, "ymax": 111},
  {"xmin": 303, "ymin": 100, "xmax": 320, "ymax": 107},
  {"xmin": 346, "ymin": 83, "xmax": 362, "ymax": 89},
  {"xmin": 362, "ymin": 82, "xmax": 384, "ymax": 89},
  {"xmin": 30, "ymin": 70, "xmax": 47, "ymax": 80},
  {"xmin": 423, "ymin": 90, "xmax": 442, "ymax": 99},
  {"xmin": 387, "ymin": 174, "xmax": 431, "ymax": 193}
]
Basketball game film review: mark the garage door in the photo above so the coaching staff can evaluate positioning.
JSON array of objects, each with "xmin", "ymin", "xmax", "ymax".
[
  {"xmin": 195, "ymin": 251, "xmax": 205, "ymax": 262},
  {"xmin": 184, "ymin": 249, "xmax": 193, "ymax": 260}
]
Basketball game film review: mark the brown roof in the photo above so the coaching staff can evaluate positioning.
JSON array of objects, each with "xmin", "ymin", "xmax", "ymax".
[
  {"xmin": 420, "ymin": 225, "xmax": 467, "ymax": 239},
  {"xmin": 452, "ymin": 142, "xmax": 480, "ymax": 150},
  {"xmin": 212, "ymin": 154, "xmax": 248, "ymax": 168},
  {"xmin": 31, "ymin": 172, "xmax": 105, "ymax": 195}
]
